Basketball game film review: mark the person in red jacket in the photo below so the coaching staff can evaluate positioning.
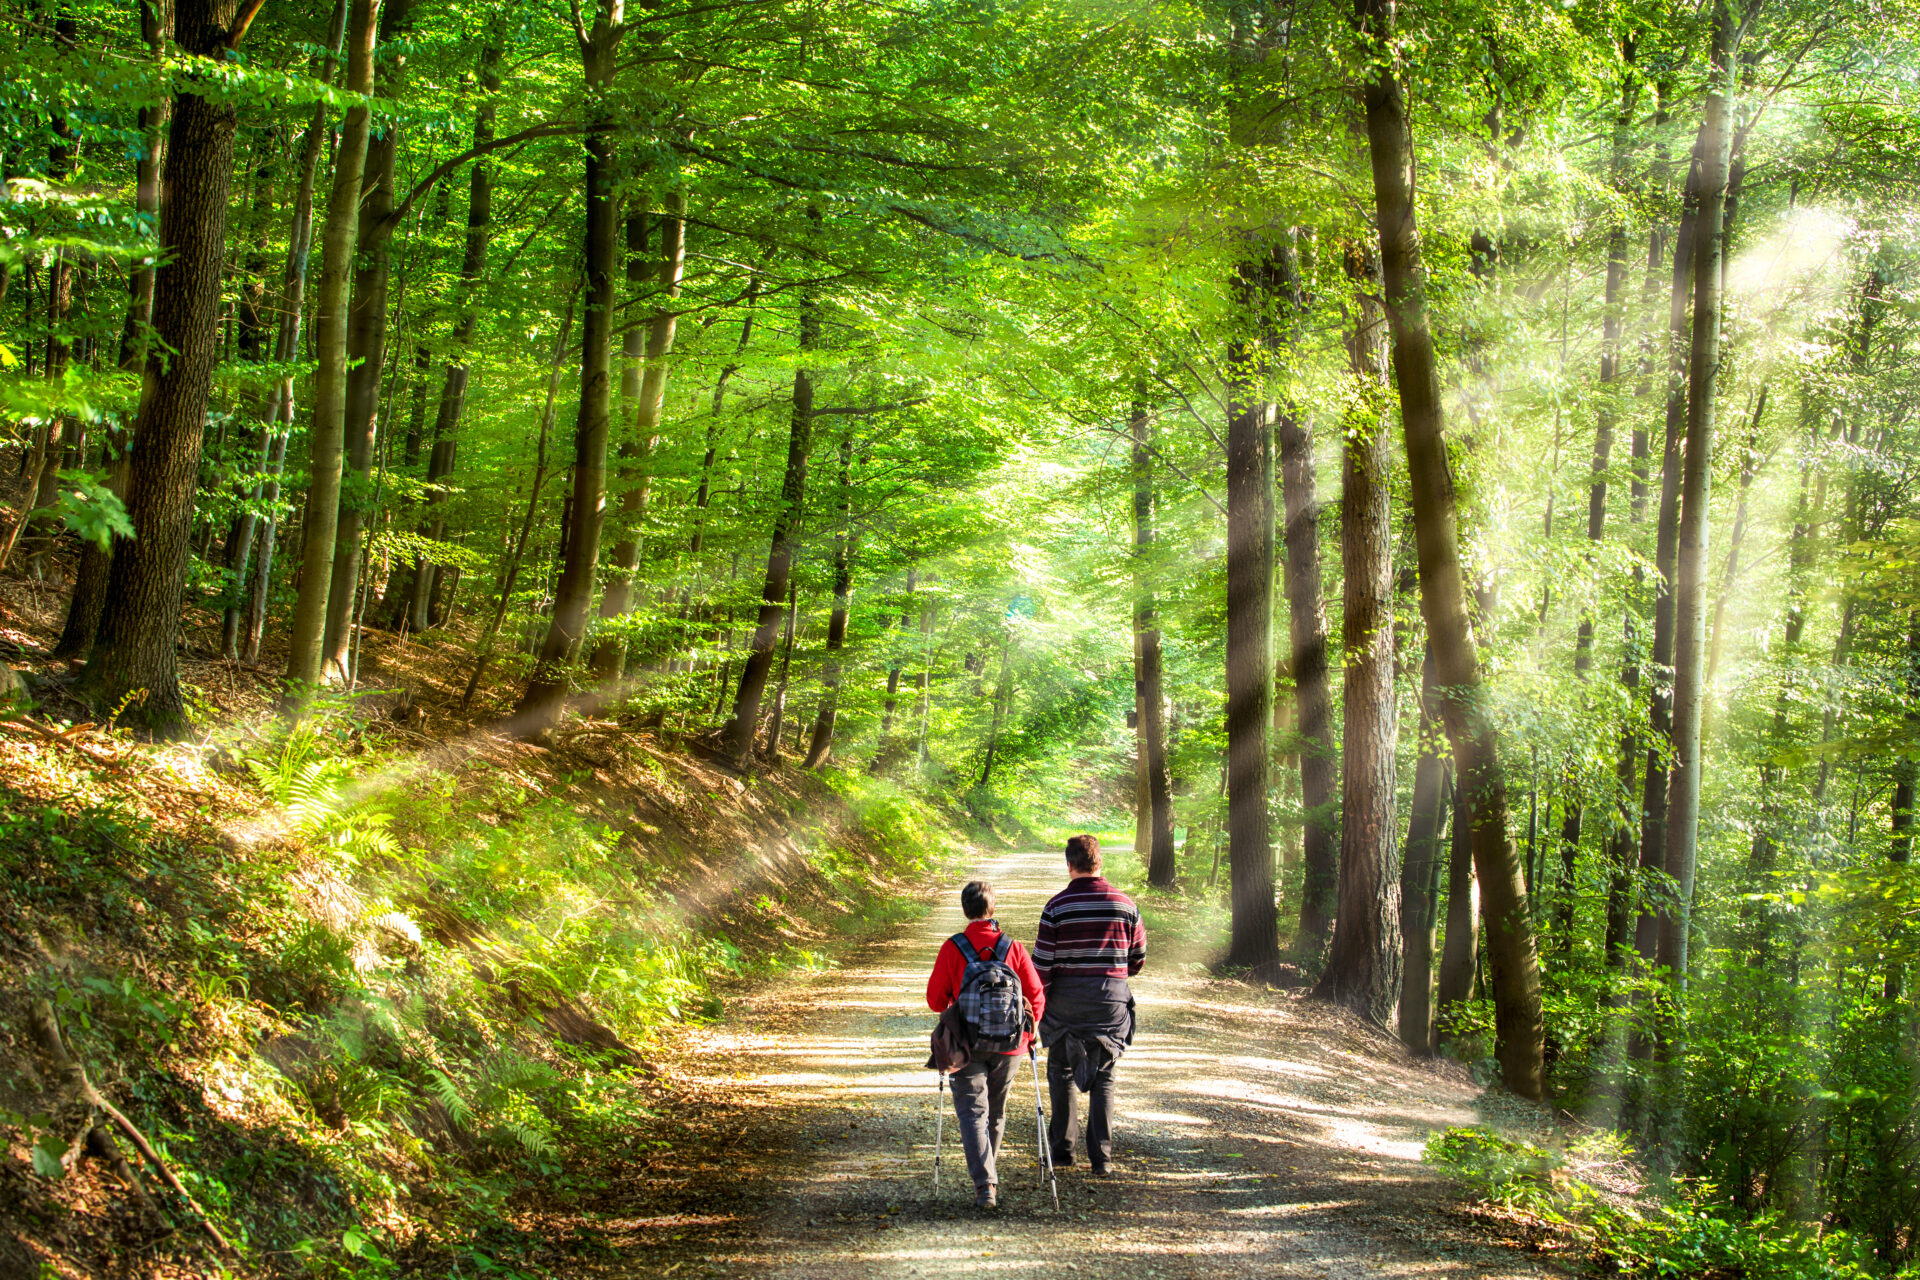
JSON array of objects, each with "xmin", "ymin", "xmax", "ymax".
[{"xmin": 926, "ymin": 879, "xmax": 1046, "ymax": 1208}]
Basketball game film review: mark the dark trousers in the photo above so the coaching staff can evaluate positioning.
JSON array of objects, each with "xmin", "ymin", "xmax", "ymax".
[
  {"xmin": 1047, "ymin": 1045, "xmax": 1116, "ymax": 1167},
  {"xmin": 948, "ymin": 1053, "xmax": 1016, "ymax": 1190}
]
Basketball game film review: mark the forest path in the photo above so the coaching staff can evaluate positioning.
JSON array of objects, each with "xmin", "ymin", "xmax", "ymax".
[{"xmin": 562, "ymin": 848, "xmax": 1554, "ymax": 1279}]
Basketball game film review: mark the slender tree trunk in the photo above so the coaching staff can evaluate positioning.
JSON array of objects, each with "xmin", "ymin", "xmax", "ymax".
[
  {"xmin": 1315, "ymin": 243, "xmax": 1400, "ymax": 1024},
  {"xmin": 515, "ymin": 0, "xmax": 626, "ymax": 737},
  {"xmin": 1358, "ymin": 0, "xmax": 1544, "ymax": 1097},
  {"xmin": 1704, "ymin": 387, "xmax": 1767, "ymax": 695},
  {"xmin": 79, "ymin": 0, "xmax": 248, "ymax": 735},
  {"xmin": 1657, "ymin": 0, "xmax": 1742, "ymax": 1011},
  {"xmin": 803, "ymin": 430, "xmax": 856, "ymax": 768},
  {"xmin": 591, "ymin": 191, "xmax": 687, "ymax": 680},
  {"xmin": 1398, "ymin": 644, "xmax": 1447, "ymax": 1053},
  {"xmin": 1888, "ymin": 619, "xmax": 1918, "ymax": 1001},
  {"xmin": 1133, "ymin": 399, "xmax": 1178, "ymax": 886},
  {"xmin": 1225, "ymin": 251, "xmax": 1280, "ymax": 979},
  {"xmin": 56, "ymin": 0, "xmax": 169, "ymax": 658},
  {"xmin": 286, "ymin": 0, "xmax": 382, "ymax": 695},
  {"xmin": 322, "ymin": 0, "xmax": 416, "ymax": 680},
  {"xmin": 877, "ymin": 566, "xmax": 915, "ymax": 750},
  {"xmin": 978, "ymin": 634, "xmax": 1013, "ymax": 789},
  {"xmin": 725, "ymin": 234, "xmax": 818, "ymax": 767},
  {"xmin": 765, "ymin": 580, "xmax": 800, "ymax": 758},
  {"xmin": 1279, "ymin": 311, "xmax": 1337, "ymax": 955},
  {"xmin": 1631, "ymin": 114, "xmax": 1707, "ymax": 978}
]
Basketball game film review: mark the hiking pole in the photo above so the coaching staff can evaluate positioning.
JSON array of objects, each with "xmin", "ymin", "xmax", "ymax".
[
  {"xmin": 933, "ymin": 1070, "xmax": 946, "ymax": 1195},
  {"xmin": 1028, "ymin": 1045, "xmax": 1058, "ymax": 1210}
]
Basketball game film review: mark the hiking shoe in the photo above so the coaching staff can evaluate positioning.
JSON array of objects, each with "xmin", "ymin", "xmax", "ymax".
[
  {"xmin": 974, "ymin": 1186, "xmax": 998, "ymax": 1210},
  {"xmin": 1090, "ymin": 1162, "xmax": 1115, "ymax": 1177}
]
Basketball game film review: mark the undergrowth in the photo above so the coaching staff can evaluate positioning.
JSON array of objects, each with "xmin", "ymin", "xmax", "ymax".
[
  {"xmin": 2, "ymin": 700, "xmax": 969, "ymax": 1278},
  {"xmin": 1425, "ymin": 1125, "xmax": 1914, "ymax": 1279}
]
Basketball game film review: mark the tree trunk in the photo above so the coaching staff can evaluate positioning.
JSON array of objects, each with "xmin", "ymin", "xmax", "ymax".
[
  {"xmin": 79, "ymin": 0, "xmax": 247, "ymax": 735},
  {"xmin": 514, "ymin": 0, "xmax": 626, "ymax": 737},
  {"xmin": 1133, "ymin": 400, "xmax": 1178, "ymax": 886},
  {"xmin": 286, "ymin": 0, "xmax": 382, "ymax": 695},
  {"xmin": 1631, "ymin": 114, "xmax": 1707, "ymax": 977},
  {"xmin": 1358, "ymin": 0, "xmax": 1544, "ymax": 1097},
  {"xmin": 1279, "ymin": 323, "xmax": 1337, "ymax": 956},
  {"xmin": 1225, "ymin": 251, "xmax": 1280, "ymax": 979},
  {"xmin": 803, "ymin": 430, "xmax": 856, "ymax": 768},
  {"xmin": 591, "ymin": 190, "xmax": 687, "ymax": 681},
  {"xmin": 877, "ymin": 566, "xmax": 915, "ymax": 748},
  {"xmin": 764, "ymin": 580, "xmax": 800, "ymax": 758},
  {"xmin": 322, "ymin": 0, "xmax": 416, "ymax": 680},
  {"xmin": 1398, "ymin": 644, "xmax": 1448, "ymax": 1054},
  {"xmin": 1315, "ymin": 243, "xmax": 1400, "ymax": 1025},
  {"xmin": 724, "ymin": 234, "xmax": 819, "ymax": 767},
  {"xmin": 1657, "ymin": 0, "xmax": 1741, "ymax": 1009},
  {"xmin": 978, "ymin": 635, "xmax": 1014, "ymax": 789},
  {"xmin": 58, "ymin": 0, "xmax": 169, "ymax": 658}
]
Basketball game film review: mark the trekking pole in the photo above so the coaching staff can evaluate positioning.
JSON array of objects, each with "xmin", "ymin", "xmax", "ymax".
[
  {"xmin": 1028, "ymin": 1045, "xmax": 1058, "ymax": 1210},
  {"xmin": 933, "ymin": 1071, "xmax": 946, "ymax": 1195}
]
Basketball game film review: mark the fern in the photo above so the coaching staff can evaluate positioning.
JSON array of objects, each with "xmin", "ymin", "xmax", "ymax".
[{"xmin": 426, "ymin": 1068, "xmax": 473, "ymax": 1128}]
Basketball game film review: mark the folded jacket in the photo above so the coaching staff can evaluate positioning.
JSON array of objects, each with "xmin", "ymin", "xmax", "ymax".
[{"xmin": 1038, "ymin": 974, "xmax": 1134, "ymax": 1090}]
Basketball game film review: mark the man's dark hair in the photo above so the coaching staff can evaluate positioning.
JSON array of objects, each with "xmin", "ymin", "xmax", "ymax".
[
  {"xmin": 961, "ymin": 880, "xmax": 995, "ymax": 920},
  {"xmin": 1065, "ymin": 834, "xmax": 1101, "ymax": 874}
]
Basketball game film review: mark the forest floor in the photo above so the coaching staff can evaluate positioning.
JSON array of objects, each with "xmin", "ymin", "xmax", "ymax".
[{"xmin": 531, "ymin": 847, "xmax": 1568, "ymax": 1280}]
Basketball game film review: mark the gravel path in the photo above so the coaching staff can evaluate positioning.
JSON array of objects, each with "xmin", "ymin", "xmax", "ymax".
[{"xmin": 567, "ymin": 849, "xmax": 1560, "ymax": 1279}]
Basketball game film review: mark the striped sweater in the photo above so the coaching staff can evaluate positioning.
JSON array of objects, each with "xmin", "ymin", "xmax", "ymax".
[{"xmin": 1033, "ymin": 876, "xmax": 1145, "ymax": 984}]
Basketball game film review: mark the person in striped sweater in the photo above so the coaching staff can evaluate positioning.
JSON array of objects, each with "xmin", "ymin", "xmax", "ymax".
[{"xmin": 1033, "ymin": 834, "xmax": 1143, "ymax": 1175}]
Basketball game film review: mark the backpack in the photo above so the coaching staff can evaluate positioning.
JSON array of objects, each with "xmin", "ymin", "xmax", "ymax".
[{"xmin": 952, "ymin": 931, "xmax": 1026, "ymax": 1055}]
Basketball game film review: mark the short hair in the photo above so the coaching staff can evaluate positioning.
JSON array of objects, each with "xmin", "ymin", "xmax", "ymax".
[
  {"xmin": 961, "ymin": 880, "xmax": 995, "ymax": 920},
  {"xmin": 1065, "ymin": 834, "xmax": 1101, "ymax": 874}
]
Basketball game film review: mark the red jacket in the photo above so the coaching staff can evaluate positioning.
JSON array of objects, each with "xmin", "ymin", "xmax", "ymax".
[{"xmin": 926, "ymin": 919, "xmax": 1046, "ymax": 1055}]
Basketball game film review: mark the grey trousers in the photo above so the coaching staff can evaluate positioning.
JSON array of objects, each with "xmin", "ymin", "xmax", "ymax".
[{"xmin": 948, "ymin": 1053, "xmax": 1016, "ymax": 1190}]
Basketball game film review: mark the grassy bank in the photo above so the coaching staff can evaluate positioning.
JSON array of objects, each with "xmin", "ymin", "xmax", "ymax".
[{"xmin": 1, "ymin": 699, "xmax": 976, "ymax": 1278}]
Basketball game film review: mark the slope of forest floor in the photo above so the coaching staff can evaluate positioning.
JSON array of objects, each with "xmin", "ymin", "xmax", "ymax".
[{"xmin": 0, "ymin": 573, "xmax": 985, "ymax": 1278}]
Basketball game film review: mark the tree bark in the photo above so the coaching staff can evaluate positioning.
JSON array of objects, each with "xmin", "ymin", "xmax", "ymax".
[
  {"xmin": 1657, "ymin": 0, "xmax": 1742, "ymax": 1006},
  {"xmin": 321, "ymin": 0, "xmax": 416, "ymax": 680},
  {"xmin": 286, "ymin": 0, "xmax": 382, "ymax": 695},
  {"xmin": 1133, "ymin": 399, "xmax": 1178, "ymax": 886},
  {"xmin": 1279, "ymin": 320, "xmax": 1337, "ymax": 956},
  {"xmin": 1398, "ymin": 644, "xmax": 1448, "ymax": 1054},
  {"xmin": 591, "ymin": 190, "xmax": 687, "ymax": 681},
  {"xmin": 1314, "ymin": 243, "xmax": 1400, "ymax": 1025},
  {"xmin": 803, "ymin": 430, "xmax": 856, "ymax": 768},
  {"xmin": 515, "ymin": 0, "xmax": 626, "ymax": 737},
  {"xmin": 1225, "ymin": 251, "xmax": 1280, "ymax": 979},
  {"xmin": 724, "ymin": 229, "xmax": 819, "ymax": 767},
  {"xmin": 1358, "ymin": 0, "xmax": 1544, "ymax": 1097},
  {"xmin": 79, "ymin": 0, "xmax": 246, "ymax": 735},
  {"xmin": 56, "ymin": 0, "xmax": 168, "ymax": 658},
  {"xmin": 764, "ymin": 580, "xmax": 800, "ymax": 758}
]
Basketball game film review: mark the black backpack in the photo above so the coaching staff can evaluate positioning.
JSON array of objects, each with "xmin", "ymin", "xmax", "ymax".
[{"xmin": 952, "ymin": 931, "xmax": 1025, "ymax": 1055}]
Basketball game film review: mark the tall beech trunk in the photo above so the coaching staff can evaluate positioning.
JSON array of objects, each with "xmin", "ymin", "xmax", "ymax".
[
  {"xmin": 1705, "ymin": 388, "xmax": 1767, "ymax": 695},
  {"xmin": 1436, "ymin": 780, "xmax": 1479, "ymax": 1018},
  {"xmin": 1398, "ymin": 644, "xmax": 1448, "ymax": 1053},
  {"xmin": 322, "ymin": 0, "xmax": 416, "ymax": 680},
  {"xmin": 239, "ymin": 2, "xmax": 349, "ymax": 665},
  {"xmin": 765, "ymin": 581, "xmax": 800, "ymax": 758},
  {"xmin": 591, "ymin": 191, "xmax": 687, "ymax": 681},
  {"xmin": 1657, "ymin": 0, "xmax": 1743, "ymax": 1008},
  {"xmin": 1133, "ymin": 400, "xmax": 1177, "ymax": 887},
  {"xmin": 1632, "ymin": 115, "xmax": 1708, "ymax": 977},
  {"xmin": 409, "ymin": 42, "xmax": 499, "ymax": 635},
  {"xmin": 724, "ymin": 245, "xmax": 818, "ymax": 767},
  {"xmin": 286, "ymin": 0, "xmax": 382, "ymax": 695},
  {"xmin": 80, "ymin": 0, "xmax": 248, "ymax": 735},
  {"xmin": 217, "ymin": 131, "xmax": 281, "ymax": 659},
  {"xmin": 58, "ymin": 0, "xmax": 169, "ymax": 658},
  {"xmin": 1557, "ymin": 59, "xmax": 1637, "ymax": 951},
  {"xmin": 515, "ymin": 0, "xmax": 626, "ymax": 737},
  {"xmin": 877, "ymin": 567, "xmax": 915, "ymax": 748},
  {"xmin": 803, "ymin": 430, "xmax": 856, "ymax": 768},
  {"xmin": 1358, "ymin": 0, "xmax": 1544, "ymax": 1097},
  {"xmin": 1224, "ymin": 252, "xmax": 1280, "ymax": 979},
  {"xmin": 1315, "ymin": 245, "xmax": 1400, "ymax": 1025},
  {"xmin": 1280, "ymin": 322, "xmax": 1337, "ymax": 955}
]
